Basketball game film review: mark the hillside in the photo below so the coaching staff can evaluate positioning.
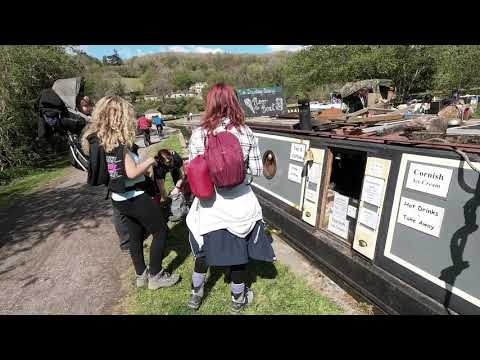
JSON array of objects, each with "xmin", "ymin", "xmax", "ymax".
[
  {"xmin": 79, "ymin": 46, "xmax": 480, "ymax": 114},
  {"xmin": 121, "ymin": 77, "xmax": 144, "ymax": 93}
]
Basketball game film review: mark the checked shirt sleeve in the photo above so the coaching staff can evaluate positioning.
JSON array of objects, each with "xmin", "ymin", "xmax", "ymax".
[
  {"xmin": 188, "ymin": 129, "xmax": 205, "ymax": 161},
  {"xmin": 246, "ymin": 128, "xmax": 263, "ymax": 177}
]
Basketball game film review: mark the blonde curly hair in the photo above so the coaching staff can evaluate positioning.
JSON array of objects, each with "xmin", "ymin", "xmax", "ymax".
[{"xmin": 82, "ymin": 96, "xmax": 136, "ymax": 153}]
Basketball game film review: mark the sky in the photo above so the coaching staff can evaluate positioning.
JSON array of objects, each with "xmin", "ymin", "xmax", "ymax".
[{"xmin": 79, "ymin": 45, "xmax": 306, "ymax": 59}]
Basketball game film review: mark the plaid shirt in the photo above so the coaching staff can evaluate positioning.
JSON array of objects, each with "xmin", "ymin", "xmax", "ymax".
[{"xmin": 188, "ymin": 118, "xmax": 263, "ymax": 176}]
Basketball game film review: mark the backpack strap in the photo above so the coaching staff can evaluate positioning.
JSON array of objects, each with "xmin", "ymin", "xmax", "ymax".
[
  {"xmin": 105, "ymin": 188, "xmax": 111, "ymax": 200},
  {"xmin": 245, "ymin": 147, "xmax": 253, "ymax": 185}
]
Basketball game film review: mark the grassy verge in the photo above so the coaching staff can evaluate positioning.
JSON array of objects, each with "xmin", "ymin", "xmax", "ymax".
[
  {"xmin": 0, "ymin": 157, "xmax": 71, "ymax": 208},
  {"xmin": 127, "ymin": 222, "xmax": 343, "ymax": 315},
  {"xmin": 145, "ymin": 131, "xmax": 186, "ymax": 158},
  {"xmin": 126, "ymin": 134, "xmax": 343, "ymax": 315}
]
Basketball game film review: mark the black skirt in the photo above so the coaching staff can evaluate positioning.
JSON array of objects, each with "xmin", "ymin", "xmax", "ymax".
[{"xmin": 189, "ymin": 220, "xmax": 276, "ymax": 267}]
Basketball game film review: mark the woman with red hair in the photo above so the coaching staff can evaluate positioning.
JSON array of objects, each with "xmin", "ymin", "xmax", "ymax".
[{"xmin": 186, "ymin": 83, "xmax": 276, "ymax": 313}]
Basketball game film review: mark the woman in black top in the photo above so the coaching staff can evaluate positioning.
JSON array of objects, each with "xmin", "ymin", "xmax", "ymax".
[{"xmin": 82, "ymin": 96, "xmax": 180, "ymax": 290}]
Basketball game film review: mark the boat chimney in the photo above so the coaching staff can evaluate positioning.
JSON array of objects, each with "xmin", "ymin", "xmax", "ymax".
[{"xmin": 298, "ymin": 98, "xmax": 312, "ymax": 131}]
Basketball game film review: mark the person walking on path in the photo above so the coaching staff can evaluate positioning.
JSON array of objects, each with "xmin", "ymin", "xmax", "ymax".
[
  {"xmin": 82, "ymin": 96, "xmax": 180, "ymax": 290},
  {"xmin": 137, "ymin": 114, "xmax": 152, "ymax": 147},
  {"xmin": 152, "ymin": 114, "xmax": 164, "ymax": 137},
  {"xmin": 185, "ymin": 84, "xmax": 276, "ymax": 313}
]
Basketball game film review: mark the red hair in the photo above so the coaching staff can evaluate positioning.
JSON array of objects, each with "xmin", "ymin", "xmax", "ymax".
[{"xmin": 201, "ymin": 83, "xmax": 245, "ymax": 132}]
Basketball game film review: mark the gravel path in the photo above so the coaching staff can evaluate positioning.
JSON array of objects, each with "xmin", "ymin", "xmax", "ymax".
[{"xmin": 0, "ymin": 166, "xmax": 131, "ymax": 314}]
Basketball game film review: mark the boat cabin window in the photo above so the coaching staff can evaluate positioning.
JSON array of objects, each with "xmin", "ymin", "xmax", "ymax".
[{"xmin": 320, "ymin": 148, "xmax": 367, "ymax": 244}]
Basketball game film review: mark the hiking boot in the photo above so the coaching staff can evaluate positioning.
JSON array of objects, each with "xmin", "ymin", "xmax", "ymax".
[
  {"xmin": 121, "ymin": 245, "xmax": 131, "ymax": 257},
  {"xmin": 230, "ymin": 288, "xmax": 254, "ymax": 314},
  {"xmin": 187, "ymin": 284, "xmax": 205, "ymax": 310},
  {"xmin": 148, "ymin": 269, "xmax": 180, "ymax": 290},
  {"xmin": 136, "ymin": 268, "xmax": 149, "ymax": 288}
]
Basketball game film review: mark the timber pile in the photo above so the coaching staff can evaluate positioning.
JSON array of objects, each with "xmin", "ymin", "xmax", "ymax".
[
  {"xmin": 346, "ymin": 107, "xmax": 403, "ymax": 124},
  {"xmin": 311, "ymin": 108, "xmax": 346, "ymax": 128},
  {"xmin": 315, "ymin": 108, "xmax": 345, "ymax": 121},
  {"xmin": 246, "ymin": 116, "xmax": 298, "ymax": 129}
]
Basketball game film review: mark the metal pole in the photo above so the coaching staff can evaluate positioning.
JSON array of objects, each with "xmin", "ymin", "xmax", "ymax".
[{"xmin": 298, "ymin": 98, "xmax": 312, "ymax": 131}]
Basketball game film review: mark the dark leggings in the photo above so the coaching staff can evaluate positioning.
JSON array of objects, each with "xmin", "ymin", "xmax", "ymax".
[
  {"xmin": 128, "ymin": 219, "xmax": 166, "ymax": 276},
  {"xmin": 143, "ymin": 128, "xmax": 151, "ymax": 146},
  {"xmin": 194, "ymin": 256, "xmax": 247, "ymax": 284},
  {"xmin": 112, "ymin": 194, "xmax": 168, "ymax": 277}
]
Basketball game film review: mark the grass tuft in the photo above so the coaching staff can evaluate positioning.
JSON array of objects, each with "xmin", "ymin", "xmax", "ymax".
[{"xmin": 0, "ymin": 157, "xmax": 70, "ymax": 208}]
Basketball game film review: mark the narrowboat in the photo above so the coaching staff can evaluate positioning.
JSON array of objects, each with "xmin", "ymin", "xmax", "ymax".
[{"xmin": 171, "ymin": 89, "xmax": 480, "ymax": 315}]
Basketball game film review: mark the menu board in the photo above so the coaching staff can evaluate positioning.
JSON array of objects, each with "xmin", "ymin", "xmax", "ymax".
[
  {"xmin": 361, "ymin": 176, "xmax": 385, "ymax": 207},
  {"xmin": 237, "ymin": 87, "xmax": 287, "ymax": 117},
  {"xmin": 353, "ymin": 157, "xmax": 392, "ymax": 260},
  {"xmin": 327, "ymin": 192, "xmax": 350, "ymax": 239}
]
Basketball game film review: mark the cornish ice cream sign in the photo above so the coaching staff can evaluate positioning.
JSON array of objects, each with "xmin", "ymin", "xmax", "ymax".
[{"xmin": 405, "ymin": 163, "xmax": 453, "ymax": 198}]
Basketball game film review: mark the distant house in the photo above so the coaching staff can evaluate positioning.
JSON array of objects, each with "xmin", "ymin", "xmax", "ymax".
[
  {"xmin": 166, "ymin": 91, "xmax": 197, "ymax": 99},
  {"xmin": 189, "ymin": 82, "xmax": 208, "ymax": 96},
  {"xmin": 164, "ymin": 82, "xmax": 207, "ymax": 100},
  {"xmin": 143, "ymin": 95, "xmax": 161, "ymax": 102}
]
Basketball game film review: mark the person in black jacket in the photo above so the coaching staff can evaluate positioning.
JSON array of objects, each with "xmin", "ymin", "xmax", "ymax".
[{"xmin": 152, "ymin": 149, "xmax": 184, "ymax": 202}]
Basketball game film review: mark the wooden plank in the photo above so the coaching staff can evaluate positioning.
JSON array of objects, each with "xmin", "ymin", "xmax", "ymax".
[
  {"xmin": 347, "ymin": 112, "xmax": 403, "ymax": 124},
  {"xmin": 318, "ymin": 149, "xmax": 334, "ymax": 230},
  {"xmin": 346, "ymin": 108, "xmax": 369, "ymax": 118},
  {"xmin": 246, "ymin": 117, "xmax": 298, "ymax": 129},
  {"xmin": 367, "ymin": 107, "xmax": 397, "ymax": 113},
  {"xmin": 346, "ymin": 107, "xmax": 396, "ymax": 119}
]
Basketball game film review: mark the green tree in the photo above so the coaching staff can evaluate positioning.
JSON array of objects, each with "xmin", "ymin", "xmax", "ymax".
[
  {"xmin": 433, "ymin": 45, "xmax": 480, "ymax": 92},
  {"xmin": 284, "ymin": 45, "xmax": 436, "ymax": 102},
  {"xmin": 144, "ymin": 68, "xmax": 172, "ymax": 101},
  {"xmin": 0, "ymin": 46, "xmax": 83, "ymax": 171},
  {"xmin": 172, "ymin": 69, "xmax": 194, "ymax": 90},
  {"xmin": 107, "ymin": 80, "xmax": 126, "ymax": 96}
]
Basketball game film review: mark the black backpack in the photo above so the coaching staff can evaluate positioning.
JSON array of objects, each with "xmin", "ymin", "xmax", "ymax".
[
  {"xmin": 87, "ymin": 134, "xmax": 110, "ymax": 187},
  {"xmin": 87, "ymin": 136, "xmax": 157, "ymax": 199}
]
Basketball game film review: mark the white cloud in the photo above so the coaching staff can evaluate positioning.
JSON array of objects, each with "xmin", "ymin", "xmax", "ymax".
[
  {"xmin": 165, "ymin": 45, "xmax": 225, "ymax": 54},
  {"xmin": 268, "ymin": 45, "xmax": 307, "ymax": 52},
  {"xmin": 65, "ymin": 45, "xmax": 90, "ymax": 55},
  {"xmin": 117, "ymin": 47, "xmax": 134, "ymax": 58},
  {"xmin": 191, "ymin": 46, "xmax": 225, "ymax": 54},
  {"xmin": 167, "ymin": 46, "xmax": 189, "ymax": 53}
]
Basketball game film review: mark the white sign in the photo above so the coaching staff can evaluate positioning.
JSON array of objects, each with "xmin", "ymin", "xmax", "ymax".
[
  {"xmin": 397, "ymin": 197, "xmax": 445, "ymax": 237},
  {"xmin": 406, "ymin": 163, "xmax": 453, "ymax": 198},
  {"xmin": 328, "ymin": 214, "xmax": 349, "ymax": 239},
  {"xmin": 305, "ymin": 188, "xmax": 317, "ymax": 203},
  {"xmin": 367, "ymin": 159, "xmax": 387, "ymax": 178},
  {"xmin": 290, "ymin": 143, "xmax": 306, "ymax": 162},
  {"xmin": 359, "ymin": 207, "xmax": 379, "ymax": 231},
  {"xmin": 308, "ymin": 163, "xmax": 321, "ymax": 184},
  {"xmin": 327, "ymin": 192, "xmax": 350, "ymax": 239},
  {"xmin": 332, "ymin": 192, "xmax": 349, "ymax": 219},
  {"xmin": 361, "ymin": 176, "xmax": 385, "ymax": 207},
  {"xmin": 287, "ymin": 163, "xmax": 303, "ymax": 184},
  {"xmin": 347, "ymin": 205, "xmax": 357, "ymax": 219}
]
